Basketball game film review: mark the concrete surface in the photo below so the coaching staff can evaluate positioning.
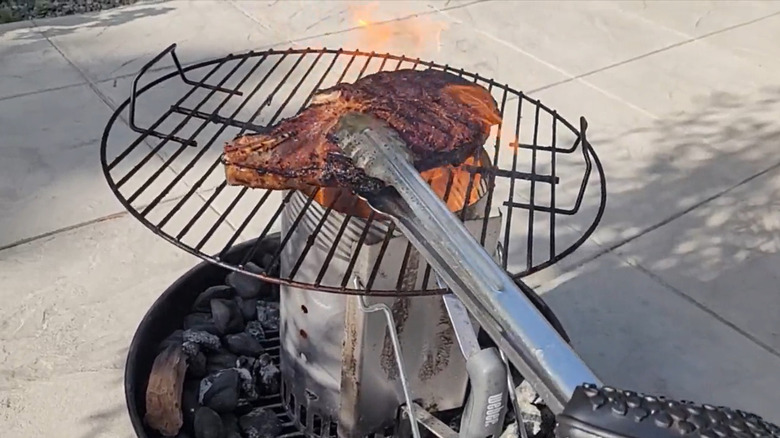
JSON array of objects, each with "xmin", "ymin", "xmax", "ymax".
[{"xmin": 2, "ymin": 0, "xmax": 780, "ymax": 435}]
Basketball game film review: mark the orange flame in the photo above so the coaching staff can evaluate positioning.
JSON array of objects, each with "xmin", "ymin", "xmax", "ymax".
[
  {"xmin": 444, "ymin": 84, "xmax": 503, "ymax": 126},
  {"xmin": 348, "ymin": 2, "xmax": 448, "ymax": 56}
]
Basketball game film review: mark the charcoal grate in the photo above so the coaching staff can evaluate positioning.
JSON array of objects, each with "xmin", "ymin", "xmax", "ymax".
[
  {"xmin": 100, "ymin": 44, "xmax": 606, "ymax": 296},
  {"xmin": 251, "ymin": 332, "xmax": 308, "ymax": 438}
]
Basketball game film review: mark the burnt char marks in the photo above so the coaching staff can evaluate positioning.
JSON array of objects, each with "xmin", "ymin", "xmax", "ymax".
[
  {"xmin": 322, "ymin": 153, "xmax": 384, "ymax": 193},
  {"xmin": 223, "ymin": 68, "xmax": 501, "ymax": 192}
]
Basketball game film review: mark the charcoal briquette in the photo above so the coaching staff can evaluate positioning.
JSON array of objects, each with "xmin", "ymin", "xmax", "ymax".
[
  {"xmin": 245, "ymin": 321, "xmax": 266, "ymax": 343},
  {"xmin": 188, "ymin": 351, "xmax": 208, "ymax": 379},
  {"xmin": 206, "ymin": 350, "xmax": 239, "ymax": 374},
  {"xmin": 236, "ymin": 366, "xmax": 259, "ymax": 401},
  {"xmin": 193, "ymin": 285, "xmax": 234, "ymax": 312},
  {"xmin": 225, "ymin": 332, "xmax": 264, "ymax": 357},
  {"xmin": 253, "ymin": 354, "xmax": 280, "ymax": 395},
  {"xmin": 235, "ymin": 296, "xmax": 258, "ymax": 321},
  {"xmin": 239, "ymin": 407, "xmax": 282, "ymax": 438},
  {"xmin": 257, "ymin": 363, "xmax": 280, "ymax": 396},
  {"xmin": 260, "ymin": 254, "xmax": 276, "ymax": 274},
  {"xmin": 234, "ymin": 398, "xmax": 254, "ymax": 416},
  {"xmin": 236, "ymin": 356, "xmax": 256, "ymax": 370},
  {"xmin": 256, "ymin": 301, "xmax": 279, "ymax": 332},
  {"xmin": 225, "ymin": 263, "xmax": 267, "ymax": 299},
  {"xmin": 184, "ymin": 313, "xmax": 220, "ymax": 335},
  {"xmin": 200, "ymin": 369, "xmax": 240, "ymax": 413},
  {"xmin": 255, "ymin": 353, "xmax": 273, "ymax": 368},
  {"xmin": 183, "ymin": 329, "xmax": 222, "ymax": 353},
  {"xmin": 194, "ymin": 407, "xmax": 224, "ymax": 438},
  {"xmin": 221, "ymin": 413, "xmax": 241, "ymax": 436},
  {"xmin": 182, "ymin": 380, "xmax": 201, "ymax": 431},
  {"xmin": 182, "ymin": 340, "xmax": 201, "ymax": 358},
  {"xmin": 211, "ymin": 299, "xmax": 245, "ymax": 334}
]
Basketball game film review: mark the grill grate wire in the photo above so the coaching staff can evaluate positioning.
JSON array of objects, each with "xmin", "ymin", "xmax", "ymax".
[{"xmin": 100, "ymin": 44, "xmax": 607, "ymax": 296}]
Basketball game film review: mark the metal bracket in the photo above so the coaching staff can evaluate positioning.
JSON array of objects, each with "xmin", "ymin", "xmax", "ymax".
[
  {"xmin": 350, "ymin": 277, "xmax": 421, "ymax": 438},
  {"xmin": 400, "ymin": 403, "xmax": 459, "ymax": 438},
  {"xmin": 129, "ymin": 43, "xmax": 243, "ymax": 147}
]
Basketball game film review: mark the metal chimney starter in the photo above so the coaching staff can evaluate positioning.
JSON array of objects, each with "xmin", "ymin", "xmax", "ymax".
[{"xmin": 278, "ymin": 155, "xmax": 502, "ymax": 437}]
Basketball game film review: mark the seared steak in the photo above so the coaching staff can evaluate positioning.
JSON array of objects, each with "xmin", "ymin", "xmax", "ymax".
[{"xmin": 222, "ymin": 69, "xmax": 501, "ymax": 193}]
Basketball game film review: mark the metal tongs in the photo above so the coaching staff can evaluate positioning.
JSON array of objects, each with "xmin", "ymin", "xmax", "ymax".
[{"xmin": 332, "ymin": 113, "xmax": 602, "ymax": 417}]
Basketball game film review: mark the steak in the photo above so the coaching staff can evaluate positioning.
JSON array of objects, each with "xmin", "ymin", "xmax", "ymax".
[{"xmin": 222, "ymin": 69, "xmax": 502, "ymax": 193}]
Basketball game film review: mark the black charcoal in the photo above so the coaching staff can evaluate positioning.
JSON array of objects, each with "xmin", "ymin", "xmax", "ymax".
[
  {"xmin": 240, "ymin": 407, "xmax": 282, "ymax": 438},
  {"xmin": 257, "ymin": 363, "xmax": 280, "ymax": 395},
  {"xmin": 235, "ymin": 366, "xmax": 259, "ymax": 401},
  {"xmin": 188, "ymin": 351, "xmax": 208, "ymax": 379},
  {"xmin": 226, "ymin": 263, "xmax": 267, "ymax": 299},
  {"xmin": 182, "ymin": 380, "xmax": 201, "ymax": 430},
  {"xmin": 193, "ymin": 285, "xmax": 234, "ymax": 312},
  {"xmin": 225, "ymin": 332, "xmax": 264, "ymax": 357},
  {"xmin": 260, "ymin": 254, "xmax": 276, "ymax": 274},
  {"xmin": 221, "ymin": 413, "xmax": 241, "ymax": 437},
  {"xmin": 211, "ymin": 299, "xmax": 244, "ymax": 334},
  {"xmin": 236, "ymin": 296, "xmax": 258, "ymax": 321},
  {"xmin": 245, "ymin": 321, "xmax": 266, "ymax": 343},
  {"xmin": 256, "ymin": 301, "xmax": 280, "ymax": 332},
  {"xmin": 200, "ymin": 369, "xmax": 240, "ymax": 413},
  {"xmin": 184, "ymin": 313, "xmax": 220, "ymax": 335},
  {"xmin": 182, "ymin": 341, "xmax": 200, "ymax": 358},
  {"xmin": 253, "ymin": 353, "xmax": 280, "ymax": 395},
  {"xmin": 194, "ymin": 407, "xmax": 224, "ymax": 438},
  {"xmin": 236, "ymin": 356, "xmax": 256, "ymax": 370},
  {"xmin": 234, "ymin": 398, "xmax": 254, "ymax": 416},
  {"xmin": 183, "ymin": 329, "xmax": 222, "ymax": 353},
  {"xmin": 175, "ymin": 431, "xmax": 193, "ymax": 438},
  {"xmin": 255, "ymin": 353, "xmax": 273, "ymax": 369},
  {"xmin": 206, "ymin": 350, "xmax": 239, "ymax": 374}
]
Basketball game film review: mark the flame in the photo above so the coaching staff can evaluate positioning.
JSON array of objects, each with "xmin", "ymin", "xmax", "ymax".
[
  {"xmin": 444, "ymin": 84, "xmax": 503, "ymax": 126},
  {"xmin": 347, "ymin": 2, "xmax": 448, "ymax": 56},
  {"xmin": 421, "ymin": 155, "xmax": 483, "ymax": 211}
]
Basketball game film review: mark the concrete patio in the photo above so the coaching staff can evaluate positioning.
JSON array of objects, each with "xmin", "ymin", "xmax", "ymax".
[{"xmin": 2, "ymin": 0, "xmax": 780, "ymax": 436}]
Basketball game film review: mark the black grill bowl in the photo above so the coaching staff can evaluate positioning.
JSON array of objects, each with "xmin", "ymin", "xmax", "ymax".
[
  {"xmin": 124, "ymin": 234, "xmax": 281, "ymax": 438},
  {"xmin": 124, "ymin": 231, "xmax": 567, "ymax": 438}
]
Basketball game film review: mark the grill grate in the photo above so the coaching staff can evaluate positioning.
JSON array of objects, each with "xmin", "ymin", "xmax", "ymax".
[{"xmin": 100, "ymin": 44, "xmax": 606, "ymax": 296}]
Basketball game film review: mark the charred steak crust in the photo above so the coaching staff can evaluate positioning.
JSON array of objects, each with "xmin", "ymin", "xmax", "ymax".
[{"xmin": 222, "ymin": 68, "xmax": 502, "ymax": 193}]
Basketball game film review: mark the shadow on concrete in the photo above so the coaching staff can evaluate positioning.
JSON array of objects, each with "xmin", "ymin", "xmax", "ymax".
[
  {"xmin": 618, "ymin": 86, "xmax": 780, "ymax": 281},
  {"xmin": 538, "ymin": 85, "xmax": 780, "ymax": 420},
  {"xmin": 78, "ymin": 368, "xmax": 130, "ymax": 438}
]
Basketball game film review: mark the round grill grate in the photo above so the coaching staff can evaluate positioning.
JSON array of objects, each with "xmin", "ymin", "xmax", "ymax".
[{"xmin": 100, "ymin": 45, "xmax": 606, "ymax": 296}]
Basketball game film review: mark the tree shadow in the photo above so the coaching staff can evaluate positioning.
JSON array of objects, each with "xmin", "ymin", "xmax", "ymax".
[
  {"xmin": 539, "ymin": 85, "xmax": 780, "ymax": 421},
  {"xmin": 77, "ymin": 368, "xmax": 133, "ymax": 438},
  {"xmin": 593, "ymin": 84, "xmax": 780, "ymax": 274}
]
